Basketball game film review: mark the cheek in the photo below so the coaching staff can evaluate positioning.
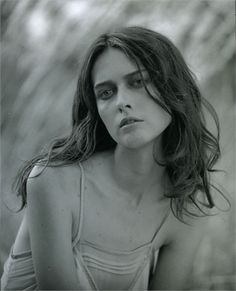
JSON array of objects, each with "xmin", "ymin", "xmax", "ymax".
[
  {"xmin": 161, "ymin": 109, "xmax": 172, "ymax": 126},
  {"xmin": 150, "ymin": 104, "xmax": 172, "ymax": 131},
  {"xmin": 97, "ymin": 104, "xmax": 114, "ymax": 131},
  {"xmin": 160, "ymin": 111, "xmax": 172, "ymax": 129}
]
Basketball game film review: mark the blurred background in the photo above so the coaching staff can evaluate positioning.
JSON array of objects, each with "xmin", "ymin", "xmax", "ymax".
[{"xmin": 1, "ymin": 0, "xmax": 235, "ymax": 289}]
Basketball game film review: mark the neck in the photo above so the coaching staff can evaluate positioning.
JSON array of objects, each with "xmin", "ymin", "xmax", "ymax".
[{"xmin": 112, "ymin": 141, "xmax": 166, "ymax": 196}]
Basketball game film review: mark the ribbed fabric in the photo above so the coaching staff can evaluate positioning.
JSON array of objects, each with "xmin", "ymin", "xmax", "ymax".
[{"xmin": 1, "ymin": 163, "xmax": 170, "ymax": 290}]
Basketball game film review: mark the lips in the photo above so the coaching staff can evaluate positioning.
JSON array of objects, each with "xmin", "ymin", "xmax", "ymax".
[{"xmin": 119, "ymin": 117, "xmax": 143, "ymax": 128}]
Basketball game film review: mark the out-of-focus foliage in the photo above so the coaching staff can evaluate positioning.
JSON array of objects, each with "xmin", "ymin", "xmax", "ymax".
[{"xmin": 1, "ymin": 0, "xmax": 235, "ymax": 289}]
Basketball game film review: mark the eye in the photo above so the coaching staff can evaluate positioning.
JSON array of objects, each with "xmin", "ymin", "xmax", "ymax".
[
  {"xmin": 129, "ymin": 74, "xmax": 150, "ymax": 89},
  {"xmin": 131, "ymin": 78, "xmax": 143, "ymax": 88},
  {"xmin": 97, "ymin": 88, "xmax": 114, "ymax": 100}
]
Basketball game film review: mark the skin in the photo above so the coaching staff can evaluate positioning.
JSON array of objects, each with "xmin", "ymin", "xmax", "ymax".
[
  {"xmin": 93, "ymin": 48, "xmax": 171, "ymax": 150},
  {"xmin": 10, "ymin": 48, "xmax": 208, "ymax": 290},
  {"xmin": 92, "ymin": 48, "xmax": 171, "ymax": 200},
  {"xmin": 92, "ymin": 48, "xmax": 208, "ymax": 290}
]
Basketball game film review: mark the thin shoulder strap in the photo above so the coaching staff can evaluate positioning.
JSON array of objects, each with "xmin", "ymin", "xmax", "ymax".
[
  {"xmin": 72, "ymin": 162, "xmax": 85, "ymax": 247},
  {"xmin": 150, "ymin": 207, "xmax": 171, "ymax": 248}
]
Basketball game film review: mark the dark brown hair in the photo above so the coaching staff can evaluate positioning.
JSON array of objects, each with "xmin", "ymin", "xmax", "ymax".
[{"xmin": 14, "ymin": 26, "xmax": 224, "ymax": 221}]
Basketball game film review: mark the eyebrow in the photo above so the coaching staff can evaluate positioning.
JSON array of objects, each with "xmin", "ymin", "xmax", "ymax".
[{"xmin": 94, "ymin": 69, "xmax": 147, "ymax": 90}]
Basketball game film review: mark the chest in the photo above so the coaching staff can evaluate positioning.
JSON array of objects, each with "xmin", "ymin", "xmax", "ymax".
[{"xmin": 79, "ymin": 173, "xmax": 169, "ymax": 251}]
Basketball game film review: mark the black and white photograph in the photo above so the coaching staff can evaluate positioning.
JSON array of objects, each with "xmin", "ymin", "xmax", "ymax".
[{"xmin": 0, "ymin": 0, "xmax": 235, "ymax": 290}]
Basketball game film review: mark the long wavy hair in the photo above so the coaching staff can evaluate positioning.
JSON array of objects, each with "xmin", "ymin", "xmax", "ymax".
[{"xmin": 14, "ymin": 26, "xmax": 223, "ymax": 221}]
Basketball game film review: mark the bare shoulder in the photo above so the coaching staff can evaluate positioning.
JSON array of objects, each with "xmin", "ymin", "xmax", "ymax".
[
  {"xmin": 166, "ymin": 203, "xmax": 211, "ymax": 247},
  {"xmin": 26, "ymin": 162, "xmax": 82, "ymax": 238},
  {"xmin": 149, "ymin": 199, "xmax": 212, "ymax": 289},
  {"xmin": 28, "ymin": 162, "xmax": 82, "ymax": 204},
  {"xmin": 28, "ymin": 162, "xmax": 81, "ymax": 189},
  {"xmin": 24, "ymin": 163, "xmax": 83, "ymax": 289}
]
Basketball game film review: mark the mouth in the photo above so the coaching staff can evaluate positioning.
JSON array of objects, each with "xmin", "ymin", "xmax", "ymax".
[{"xmin": 119, "ymin": 117, "xmax": 143, "ymax": 128}]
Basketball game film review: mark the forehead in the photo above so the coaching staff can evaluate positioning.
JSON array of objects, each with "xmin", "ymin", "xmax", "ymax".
[{"xmin": 92, "ymin": 48, "xmax": 143, "ymax": 85}]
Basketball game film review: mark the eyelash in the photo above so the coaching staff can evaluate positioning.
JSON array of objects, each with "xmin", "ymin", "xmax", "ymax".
[
  {"xmin": 130, "ymin": 78, "xmax": 145, "ymax": 88},
  {"xmin": 96, "ymin": 76, "xmax": 150, "ymax": 100},
  {"xmin": 97, "ymin": 88, "xmax": 115, "ymax": 100},
  {"xmin": 130, "ymin": 75, "xmax": 150, "ymax": 88}
]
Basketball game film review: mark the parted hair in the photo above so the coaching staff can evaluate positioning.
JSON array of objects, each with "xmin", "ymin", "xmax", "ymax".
[{"xmin": 15, "ymin": 26, "xmax": 222, "ymax": 221}]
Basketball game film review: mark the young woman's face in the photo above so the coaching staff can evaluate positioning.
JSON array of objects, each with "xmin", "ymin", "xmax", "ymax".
[{"xmin": 92, "ymin": 48, "xmax": 171, "ymax": 149}]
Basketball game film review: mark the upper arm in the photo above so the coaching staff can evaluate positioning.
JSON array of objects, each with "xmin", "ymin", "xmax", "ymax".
[
  {"xmin": 26, "ymin": 165, "xmax": 80, "ymax": 290},
  {"xmin": 149, "ymin": 214, "xmax": 209, "ymax": 290}
]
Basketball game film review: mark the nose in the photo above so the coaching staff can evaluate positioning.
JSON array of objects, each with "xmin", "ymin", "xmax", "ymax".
[{"xmin": 116, "ymin": 86, "xmax": 132, "ymax": 113}]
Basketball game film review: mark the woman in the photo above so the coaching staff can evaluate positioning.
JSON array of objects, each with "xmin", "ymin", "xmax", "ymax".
[{"xmin": 1, "ymin": 26, "xmax": 222, "ymax": 290}]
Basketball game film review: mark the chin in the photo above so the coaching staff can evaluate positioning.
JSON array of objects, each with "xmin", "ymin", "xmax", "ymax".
[{"xmin": 118, "ymin": 136, "xmax": 153, "ymax": 150}]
